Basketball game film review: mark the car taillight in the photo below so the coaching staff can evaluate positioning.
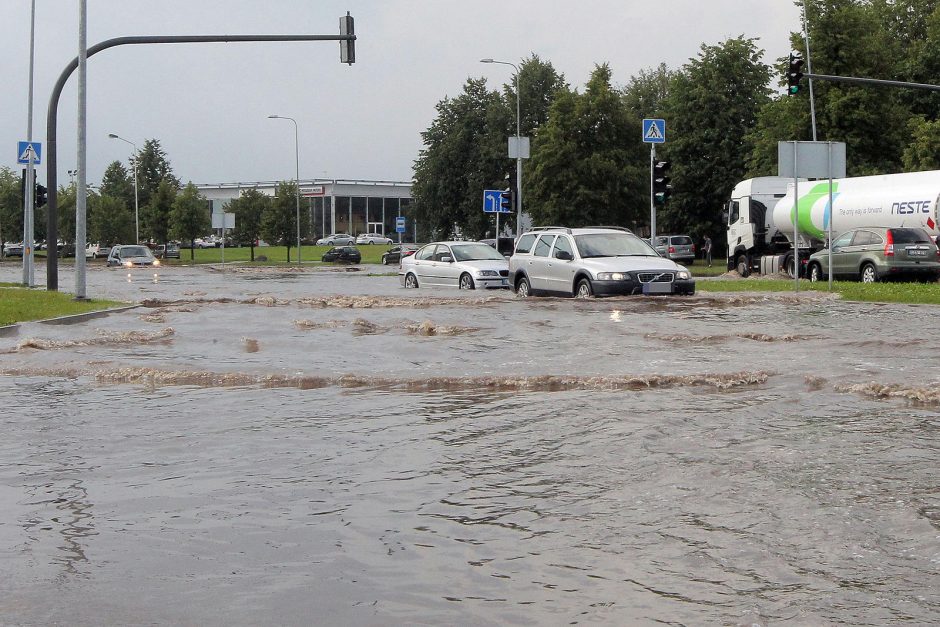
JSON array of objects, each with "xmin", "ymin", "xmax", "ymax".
[
  {"xmin": 884, "ymin": 230, "xmax": 895, "ymax": 257},
  {"xmin": 691, "ymin": 244, "xmax": 696, "ymax": 252},
  {"xmin": 668, "ymin": 246, "xmax": 676, "ymax": 253}
]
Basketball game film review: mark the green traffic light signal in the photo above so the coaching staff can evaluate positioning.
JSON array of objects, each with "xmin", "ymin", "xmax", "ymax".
[{"xmin": 787, "ymin": 52, "xmax": 805, "ymax": 96}]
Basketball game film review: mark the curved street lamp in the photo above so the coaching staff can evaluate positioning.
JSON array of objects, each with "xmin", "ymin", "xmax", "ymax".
[{"xmin": 268, "ymin": 114, "xmax": 302, "ymax": 265}]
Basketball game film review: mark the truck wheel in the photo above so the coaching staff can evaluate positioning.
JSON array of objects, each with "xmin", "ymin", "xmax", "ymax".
[
  {"xmin": 860, "ymin": 263, "xmax": 878, "ymax": 283},
  {"xmin": 735, "ymin": 254, "xmax": 749, "ymax": 277},
  {"xmin": 808, "ymin": 263, "xmax": 823, "ymax": 282},
  {"xmin": 784, "ymin": 254, "xmax": 798, "ymax": 279}
]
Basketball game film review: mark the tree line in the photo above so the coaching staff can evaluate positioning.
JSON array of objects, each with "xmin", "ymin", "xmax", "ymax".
[
  {"xmin": 0, "ymin": 139, "xmax": 306, "ymax": 261},
  {"xmin": 412, "ymin": 0, "xmax": 940, "ymax": 248}
]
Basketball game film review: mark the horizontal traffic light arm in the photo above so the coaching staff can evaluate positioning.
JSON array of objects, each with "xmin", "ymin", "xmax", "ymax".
[{"xmin": 804, "ymin": 72, "xmax": 940, "ymax": 93}]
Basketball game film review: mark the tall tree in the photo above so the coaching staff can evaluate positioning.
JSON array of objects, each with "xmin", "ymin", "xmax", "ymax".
[
  {"xmin": 89, "ymin": 193, "xmax": 135, "ymax": 245},
  {"xmin": 527, "ymin": 64, "xmax": 647, "ymax": 228},
  {"xmin": 412, "ymin": 77, "xmax": 511, "ymax": 240},
  {"xmin": 229, "ymin": 188, "xmax": 269, "ymax": 261},
  {"xmin": 170, "ymin": 183, "xmax": 209, "ymax": 261},
  {"xmin": 136, "ymin": 139, "xmax": 178, "ymax": 209},
  {"xmin": 144, "ymin": 180, "xmax": 177, "ymax": 246},
  {"xmin": 261, "ymin": 181, "xmax": 299, "ymax": 262},
  {"xmin": 662, "ymin": 37, "xmax": 771, "ymax": 242},
  {"xmin": 622, "ymin": 63, "xmax": 676, "ymax": 119}
]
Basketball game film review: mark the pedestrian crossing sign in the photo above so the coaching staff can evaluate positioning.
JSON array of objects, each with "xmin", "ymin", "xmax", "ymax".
[
  {"xmin": 642, "ymin": 119, "xmax": 666, "ymax": 144},
  {"xmin": 17, "ymin": 141, "xmax": 42, "ymax": 165}
]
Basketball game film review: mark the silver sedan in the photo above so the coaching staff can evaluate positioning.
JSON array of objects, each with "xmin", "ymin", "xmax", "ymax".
[{"xmin": 399, "ymin": 241, "xmax": 510, "ymax": 290}]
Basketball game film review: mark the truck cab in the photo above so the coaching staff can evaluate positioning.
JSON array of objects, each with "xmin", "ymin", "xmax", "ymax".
[{"xmin": 726, "ymin": 177, "xmax": 800, "ymax": 275}]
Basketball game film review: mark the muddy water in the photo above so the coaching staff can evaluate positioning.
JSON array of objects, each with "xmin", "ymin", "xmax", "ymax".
[{"xmin": 0, "ymin": 264, "xmax": 938, "ymax": 625}]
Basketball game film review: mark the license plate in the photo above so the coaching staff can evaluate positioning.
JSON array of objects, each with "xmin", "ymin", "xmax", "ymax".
[{"xmin": 910, "ymin": 249, "xmax": 927, "ymax": 256}]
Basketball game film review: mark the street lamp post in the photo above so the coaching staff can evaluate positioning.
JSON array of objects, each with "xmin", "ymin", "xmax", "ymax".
[
  {"xmin": 480, "ymin": 58, "xmax": 523, "ymax": 238},
  {"xmin": 108, "ymin": 133, "xmax": 139, "ymax": 244},
  {"xmin": 268, "ymin": 115, "xmax": 302, "ymax": 265}
]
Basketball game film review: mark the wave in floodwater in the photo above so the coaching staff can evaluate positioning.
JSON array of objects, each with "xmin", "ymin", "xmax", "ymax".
[
  {"xmin": 646, "ymin": 331, "xmax": 821, "ymax": 344},
  {"xmin": 141, "ymin": 294, "xmax": 505, "ymax": 310},
  {"xmin": 836, "ymin": 380, "xmax": 940, "ymax": 405},
  {"xmin": 13, "ymin": 328, "xmax": 175, "ymax": 351},
  {"xmin": 0, "ymin": 365, "xmax": 773, "ymax": 393}
]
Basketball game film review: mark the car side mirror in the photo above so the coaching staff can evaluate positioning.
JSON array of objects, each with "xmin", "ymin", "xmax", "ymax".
[
  {"xmin": 440, "ymin": 255, "xmax": 452, "ymax": 263},
  {"xmin": 555, "ymin": 250, "xmax": 573, "ymax": 261},
  {"xmin": 831, "ymin": 246, "xmax": 841, "ymax": 253}
]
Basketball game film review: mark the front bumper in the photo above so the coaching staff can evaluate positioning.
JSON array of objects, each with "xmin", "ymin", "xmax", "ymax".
[{"xmin": 592, "ymin": 278, "xmax": 695, "ymax": 296}]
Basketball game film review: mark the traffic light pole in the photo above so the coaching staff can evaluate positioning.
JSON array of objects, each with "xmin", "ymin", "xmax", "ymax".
[
  {"xmin": 649, "ymin": 144, "xmax": 656, "ymax": 245},
  {"xmin": 804, "ymin": 72, "xmax": 940, "ymax": 93},
  {"xmin": 22, "ymin": 0, "xmax": 36, "ymax": 287},
  {"xmin": 44, "ymin": 30, "xmax": 356, "ymax": 291}
]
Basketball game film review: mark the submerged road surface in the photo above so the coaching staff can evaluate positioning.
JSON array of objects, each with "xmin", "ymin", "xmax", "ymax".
[{"xmin": 0, "ymin": 263, "xmax": 938, "ymax": 625}]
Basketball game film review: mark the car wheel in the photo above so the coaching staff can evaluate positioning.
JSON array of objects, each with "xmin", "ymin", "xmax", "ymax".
[
  {"xmin": 515, "ymin": 276, "xmax": 531, "ymax": 297},
  {"xmin": 860, "ymin": 262, "xmax": 878, "ymax": 283},
  {"xmin": 808, "ymin": 263, "xmax": 823, "ymax": 282},
  {"xmin": 575, "ymin": 278, "xmax": 594, "ymax": 298},
  {"xmin": 735, "ymin": 254, "xmax": 749, "ymax": 277},
  {"xmin": 382, "ymin": 255, "xmax": 388, "ymax": 265},
  {"xmin": 459, "ymin": 273, "xmax": 475, "ymax": 290},
  {"xmin": 404, "ymin": 273, "xmax": 419, "ymax": 288}
]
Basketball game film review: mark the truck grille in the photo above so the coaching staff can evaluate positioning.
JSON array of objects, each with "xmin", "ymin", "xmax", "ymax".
[{"xmin": 637, "ymin": 272, "xmax": 674, "ymax": 283}]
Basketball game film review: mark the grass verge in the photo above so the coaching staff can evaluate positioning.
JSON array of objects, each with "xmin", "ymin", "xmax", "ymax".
[
  {"xmin": 0, "ymin": 287, "xmax": 124, "ymax": 326},
  {"xmin": 696, "ymin": 278, "xmax": 940, "ymax": 305}
]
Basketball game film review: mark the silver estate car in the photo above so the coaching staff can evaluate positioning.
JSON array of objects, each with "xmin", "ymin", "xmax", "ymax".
[
  {"xmin": 807, "ymin": 226, "xmax": 940, "ymax": 283},
  {"xmin": 399, "ymin": 241, "xmax": 510, "ymax": 289},
  {"xmin": 510, "ymin": 226, "xmax": 695, "ymax": 297}
]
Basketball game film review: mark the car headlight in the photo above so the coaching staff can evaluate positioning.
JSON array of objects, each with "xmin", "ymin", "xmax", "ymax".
[
  {"xmin": 676, "ymin": 270, "xmax": 690, "ymax": 280},
  {"xmin": 476, "ymin": 270, "xmax": 499, "ymax": 277},
  {"xmin": 596, "ymin": 272, "xmax": 626, "ymax": 281},
  {"xmin": 124, "ymin": 261, "xmax": 133, "ymax": 268},
  {"xmin": 153, "ymin": 259, "xmax": 160, "ymax": 267}
]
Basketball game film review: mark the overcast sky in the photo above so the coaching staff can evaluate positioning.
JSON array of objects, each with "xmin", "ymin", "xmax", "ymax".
[{"xmin": 1, "ymin": 0, "xmax": 802, "ymax": 188}]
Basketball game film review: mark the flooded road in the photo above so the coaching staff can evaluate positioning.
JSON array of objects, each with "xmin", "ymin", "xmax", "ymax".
[{"xmin": 1, "ymin": 263, "xmax": 938, "ymax": 625}]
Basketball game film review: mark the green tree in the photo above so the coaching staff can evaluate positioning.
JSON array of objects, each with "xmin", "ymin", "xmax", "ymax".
[
  {"xmin": 261, "ymin": 181, "xmax": 299, "ymax": 262},
  {"xmin": 661, "ymin": 37, "xmax": 771, "ymax": 242},
  {"xmin": 512, "ymin": 54, "xmax": 569, "ymax": 137},
  {"xmin": 412, "ymin": 77, "xmax": 511, "ymax": 240},
  {"xmin": 527, "ymin": 64, "xmax": 647, "ymax": 228},
  {"xmin": 135, "ymin": 139, "xmax": 178, "ymax": 209},
  {"xmin": 622, "ymin": 63, "xmax": 676, "ymax": 119},
  {"xmin": 903, "ymin": 116, "xmax": 940, "ymax": 169},
  {"xmin": 89, "ymin": 193, "xmax": 135, "ymax": 245},
  {"xmin": 170, "ymin": 183, "xmax": 210, "ymax": 261},
  {"xmin": 229, "ymin": 188, "xmax": 268, "ymax": 261},
  {"xmin": 0, "ymin": 167, "xmax": 24, "ymax": 254},
  {"xmin": 144, "ymin": 179, "xmax": 177, "ymax": 246}
]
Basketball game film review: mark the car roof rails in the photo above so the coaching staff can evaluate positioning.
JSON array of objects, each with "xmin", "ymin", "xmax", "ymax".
[
  {"xmin": 582, "ymin": 226, "xmax": 634, "ymax": 232},
  {"xmin": 526, "ymin": 226, "xmax": 572, "ymax": 234}
]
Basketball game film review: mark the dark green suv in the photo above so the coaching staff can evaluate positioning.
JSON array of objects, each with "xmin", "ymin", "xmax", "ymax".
[{"xmin": 807, "ymin": 227, "xmax": 940, "ymax": 283}]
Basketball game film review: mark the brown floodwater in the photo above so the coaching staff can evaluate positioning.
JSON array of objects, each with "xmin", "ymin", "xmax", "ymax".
[{"xmin": 0, "ymin": 263, "xmax": 938, "ymax": 625}]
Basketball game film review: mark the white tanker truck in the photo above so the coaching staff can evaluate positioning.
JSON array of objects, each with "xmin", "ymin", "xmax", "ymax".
[{"xmin": 726, "ymin": 170, "xmax": 940, "ymax": 276}]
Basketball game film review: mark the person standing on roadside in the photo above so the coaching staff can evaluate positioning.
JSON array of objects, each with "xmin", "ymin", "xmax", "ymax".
[{"xmin": 704, "ymin": 235, "xmax": 713, "ymax": 267}]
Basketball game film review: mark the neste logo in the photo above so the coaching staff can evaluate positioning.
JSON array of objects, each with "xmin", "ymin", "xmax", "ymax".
[{"xmin": 891, "ymin": 200, "xmax": 932, "ymax": 215}]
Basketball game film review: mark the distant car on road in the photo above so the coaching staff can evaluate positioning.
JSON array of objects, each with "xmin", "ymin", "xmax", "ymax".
[
  {"xmin": 108, "ymin": 244, "xmax": 160, "ymax": 268},
  {"xmin": 399, "ymin": 241, "xmax": 510, "ymax": 290},
  {"xmin": 2, "ymin": 242, "xmax": 24, "ymax": 258},
  {"xmin": 154, "ymin": 243, "xmax": 180, "ymax": 259},
  {"xmin": 356, "ymin": 233, "xmax": 393, "ymax": 245},
  {"xmin": 316, "ymin": 233, "xmax": 356, "ymax": 246},
  {"xmin": 651, "ymin": 235, "xmax": 696, "ymax": 265},
  {"xmin": 381, "ymin": 245, "xmax": 417, "ymax": 265},
  {"xmin": 321, "ymin": 246, "xmax": 362, "ymax": 264}
]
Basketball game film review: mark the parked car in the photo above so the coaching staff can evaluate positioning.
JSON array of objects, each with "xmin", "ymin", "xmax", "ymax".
[
  {"xmin": 321, "ymin": 246, "xmax": 362, "ymax": 264},
  {"xmin": 2, "ymin": 242, "xmax": 24, "ymax": 258},
  {"xmin": 651, "ymin": 235, "xmax": 696, "ymax": 264},
  {"xmin": 399, "ymin": 241, "xmax": 510, "ymax": 290},
  {"xmin": 316, "ymin": 233, "xmax": 356, "ymax": 246},
  {"xmin": 153, "ymin": 243, "xmax": 180, "ymax": 259},
  {"xmin": 356, "ymin": 233, "xmax": 394, "ymax": 245},
  {"xmin": 107, "ymin": 244, "xmax": 160, "ymax": 267},
  {"xmin": 807, "ymin": 227, "xmax": 940, "ymax": 283},
  {"xmin": 381, "ymin": 245, "xmax": 417, "ymax": 265},
  {"xmin": 480, "ymin": 237, "xmax": 516, "ymax": 257},
  {"xmin": 86, "ymin": 243, "xmax": 111, "ymax": 259},
  {"xmin": 510, "ymin": 226, "xmax": 695, "ymax": 298}
]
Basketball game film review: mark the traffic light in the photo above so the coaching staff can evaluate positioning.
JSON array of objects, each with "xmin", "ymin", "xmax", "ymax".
[
  {"xmin": 35, "ymin": 183, "xmax": 48, "ymax": 208},
  {"xmin": 500, "ymin": 189, "xmax": 512, "ymax": 213},
  {"xmin": 339, "ymin": 12, "xmax": 355, "ymax": 65},
  {"xmin": 787, "ymin": 52, "xmax": 805, "ymax": 95},
  {"xmin": 653, "ymin": 161, "xmax": 671, "ymax": 205}
]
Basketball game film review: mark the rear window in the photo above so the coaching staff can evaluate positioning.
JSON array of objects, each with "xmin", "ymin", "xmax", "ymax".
[
  {"xmin": 515, "ymin": 233, "xmax": 537, "ymax": 254},
  {"xmin": 890, "ymin": 228, "xmax": 932, "ymax": 244},
  {"xmin": 671, "ymin": 236, "xmax": 693, "ymax": 246}
]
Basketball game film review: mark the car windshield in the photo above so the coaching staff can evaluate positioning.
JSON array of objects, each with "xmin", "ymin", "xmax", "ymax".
[
  {"xmin": 121, "ymin": 246, "xmax": 152, "ymax": 257},
  {"xmin": 450, "ymin": 243, "xmax": 506, "ymax": 261},
  {"xmin": 575, "ymin": 233, "xmax": 657, "ymax": 258}
]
